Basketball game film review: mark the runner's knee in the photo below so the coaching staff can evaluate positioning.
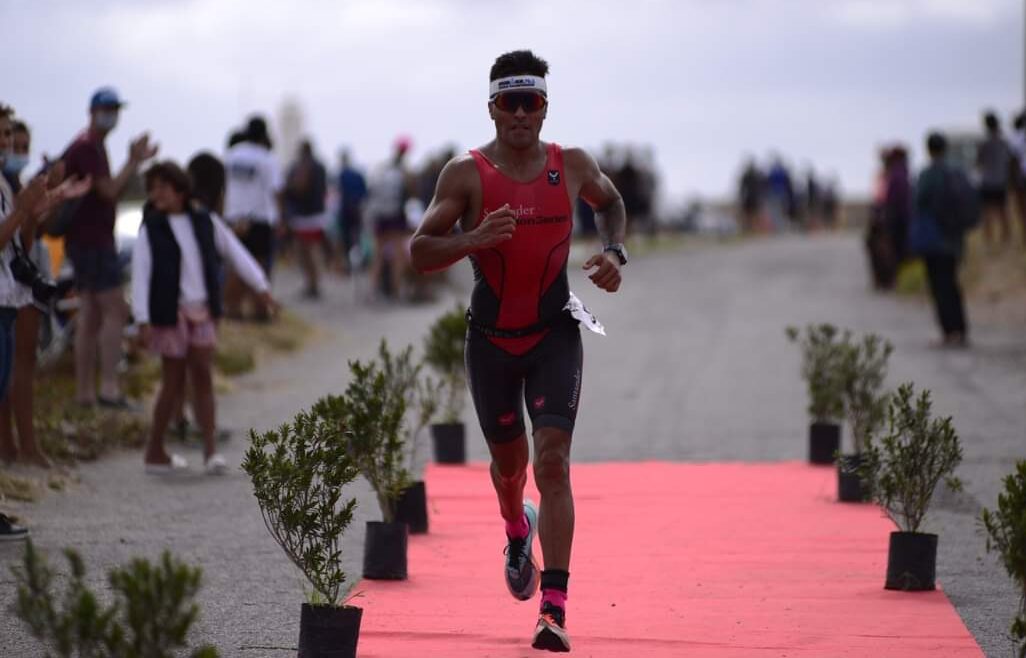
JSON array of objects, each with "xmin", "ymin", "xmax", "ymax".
[{"xmin": 533, "ymin": 448, "xmax": 570, "ymax": 493}]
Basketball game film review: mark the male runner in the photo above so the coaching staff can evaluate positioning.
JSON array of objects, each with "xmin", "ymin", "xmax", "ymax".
[{"xmin": 411, "ymin": 50, "xmax": 627, "ymax": 652}]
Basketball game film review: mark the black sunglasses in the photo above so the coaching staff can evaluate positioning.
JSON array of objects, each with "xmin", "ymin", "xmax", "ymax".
[{"xmin": 492, "ymin": 92, "xmax": 547, "ymax": 114}]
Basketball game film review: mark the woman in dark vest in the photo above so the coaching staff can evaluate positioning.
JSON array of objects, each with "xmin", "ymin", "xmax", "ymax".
[{"xmin": 132, "ymin": 161, "xmax": 273, "ymax": 474}]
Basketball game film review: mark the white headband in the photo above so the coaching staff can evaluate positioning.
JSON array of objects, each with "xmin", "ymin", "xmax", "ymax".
[{"xmin": 489, "ymin": 75, "xmax": 547, "ymax": 99}]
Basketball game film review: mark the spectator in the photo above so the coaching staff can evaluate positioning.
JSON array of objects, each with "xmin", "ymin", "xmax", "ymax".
[
  {"xmin": 222, "ymin": 116, "xmax": 282, "ymax": 320},
  {"xmin": 336, "ymin": 149, "xmax": 368, "ymax": 274},
  {"xmin": 0, "ymin": 103, "xmax": 88, "ymax": 536},
  {"xmin": 61, "ymin": 87, "xmax": 158, "ymax": 408},
  {"xmin": 283, "ymin": 140, "xmax": 329, "ymax": 298},
  {"xmin": 366, "ymin": 136, "xmax": 415, "ymax": 301},
  {"xmin": 915, "ymin": 132, "xmax": 970, "ymax": 348},
  {"xmin": 132, "ymin": 161, "xmax": 273, "ymax": 474},
  {"xmin": 737, "ymin": 158, "xmax": 764, "ymax": 233},
  {"xmin": 0, "ymin": 119, "xmax": 53, "ymax": 467},
  {"xmin": 976, "ymin": 111, "xmax": 1013, "ymax": 246},
  {"xmin": 765, "ymin": 156, "xmax": 794, "ymax": 231},
  {"xmin": 2, "ymin": 120, "xmax": 30, "ymax": 194},
  {"xmin": 1009, "ymin": 111, "xmax": 1026, "ymax": 246}
]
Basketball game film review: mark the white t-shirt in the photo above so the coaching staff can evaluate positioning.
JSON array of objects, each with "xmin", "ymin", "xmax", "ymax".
[
  {"xmin": 365, "ymin": 163, "xmax": 406, "ymax": 220},
  {"xmin": 0, "ymin": 177, "xmax": 31, "ymax": 309},
  {"xmin": 131, "ymin": 212, "xmax": 269, "ymax": 324},
  {"xmin": 223, "ymin": 142, "xmax": 283, "ymax": 225}
]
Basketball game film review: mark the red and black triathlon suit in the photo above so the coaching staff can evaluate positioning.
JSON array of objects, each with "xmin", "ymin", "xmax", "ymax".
[{"xmin": 465, "ymin": 142, "xmax": 583, "ymax": 444}]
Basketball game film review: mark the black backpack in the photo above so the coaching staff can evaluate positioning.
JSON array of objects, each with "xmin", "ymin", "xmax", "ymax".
[{"xmin": 940, "ymin": 166, "xmax": 980, "ymax": 233}]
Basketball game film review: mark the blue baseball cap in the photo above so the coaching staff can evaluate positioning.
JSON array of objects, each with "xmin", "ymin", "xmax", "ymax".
[{"xmin": 89, "ymin": 87, "xmax": 127, "ymax": 110}]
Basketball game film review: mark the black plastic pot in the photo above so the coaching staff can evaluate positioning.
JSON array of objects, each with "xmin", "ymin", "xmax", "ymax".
[
  {"xmin": 363, "ymin": 521, "xmax": 408, "ymax": 580},
  {"xmin": 808, "ymin": 422, "xmax": 840, "ymax": 465},
  {"xmin": 837, "ymin": 453, "xmax": 869, "ymax": 502},
  {"xmin": 396, "ymin": 480, "xmax": 429, "ymax": 534},
  {"xmin": 885, "ymin": 531, "xmax": 938, "ymax": 591},
  {"xmin": 431, "ymin": 422, "xmax": 466, "ymax": 464},
  {"xmin": 297, "ymin": 603, "xmax": 362, "ymax": 658}
]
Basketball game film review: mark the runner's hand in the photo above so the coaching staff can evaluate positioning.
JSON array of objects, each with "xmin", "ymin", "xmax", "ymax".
[
  {"xmin": 583, "ymin": 252, "xmax": 621, "ymax": 292},
  {"xmin": 471, "ymin": 204, "xmax": 516, "ymax": 249},
  {"xmin": 137, "ymin": 324, "xmax": 152, "ymax": 348}
]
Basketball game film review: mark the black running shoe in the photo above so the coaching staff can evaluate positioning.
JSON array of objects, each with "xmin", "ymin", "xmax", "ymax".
[
  {"xmin": 504, "ymin": 499, "xmax": 539, "ymax": 601},
  {"xmin": 0, "ymin": 513, "xmax": 28, "ymax": 542},
  {"xmin": 532, "ymin": 601, "xmax": 571, "ymax": 652}
]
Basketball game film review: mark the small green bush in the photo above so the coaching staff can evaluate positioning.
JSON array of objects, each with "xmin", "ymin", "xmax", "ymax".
[
  {"xmin": 375, "ymin": 340, "xmax": 439, "ymax": 472},
  {"xmin": 423, "ymin": 304, "xmax": 467, "ymax": 423},
  {"xmin": 860, "ymin": 383, "xmax": 963, "ymax": 534},
  {"xmin": 981, "ymin": 461, "xmax": 1026, "ymax": 658},
  {"xmin": 313, "ymin": 356, "xmax": 409, "ymax": 523},
  {"xmin": 786, "ymin": 324, "xmax": 848, "ymax": 423},
  {"xmin": 839, "ymin": 333, "xmax": 893, "ymax": 453},
  {"xmin": 242, "ymin": 410, "xmax": 360, "ymax": 605},
  {"xmin": 11, "ymin": 541, "xmax": 218, "ymax": 657}
]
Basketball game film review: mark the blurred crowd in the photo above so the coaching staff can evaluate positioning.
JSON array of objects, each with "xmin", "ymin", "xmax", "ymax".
[
  {"xmin": 736, "ymin": 156, "xmax": 841, "ymax": 234},
  {"xmin": 865, "ymin": 108, "xmax": 1026, "ymax": 348}
]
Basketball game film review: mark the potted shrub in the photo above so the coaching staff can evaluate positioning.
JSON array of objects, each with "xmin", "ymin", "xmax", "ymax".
[
  {"xmin": 424, "ymin": 303, "xmax": 468, "ymax": 464},
  {"xmin": 378, "ymin": 339, "xmax": 440, "ymax": 534},
  {"xmin": 860, "ymin": 383, "xmax": 963, "ymax": 591},
  {"xmin": 314, "ymin": 355, "xmax": 411, "ymax": 581},
  {"xmin": 837, "ymin": 333, "xmax": 893, "ymax": 502},
  {"xmin": 242, "ymin": 410, "xmax": 362, "ymax": 658},
  {"xmin": 786, "ymin": 324, "xmax": 848, "ymax": 464},
  {"xmin": 11, "ymin": 541, "xmax": 218, "ymax": 657},
  {"xmin": 980, "ymin": 460, "xmax": 1026, "ymax": 657}
]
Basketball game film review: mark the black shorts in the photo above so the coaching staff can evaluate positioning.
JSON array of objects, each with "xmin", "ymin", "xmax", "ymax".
[
  {"xmin": 465, "ymin": 319, "xmax": 583, "ymax": 444},
  {"xmin": 240, "ymin": 222, "xmax": 275, "ymax": 274},
  {"xmin": 67, "ymin": 245, "xmax": 122, "ymax": 293}
]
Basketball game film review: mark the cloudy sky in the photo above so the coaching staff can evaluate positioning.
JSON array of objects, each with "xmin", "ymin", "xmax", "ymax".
[{"xmin": 5, "ymin": 0, "xmax": 1022, "ymax": 203}]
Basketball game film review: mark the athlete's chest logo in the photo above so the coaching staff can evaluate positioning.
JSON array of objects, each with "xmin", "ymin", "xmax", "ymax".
[{"xmin": 547, "ymin": 170, "xmax": 560, "ymax": 186}]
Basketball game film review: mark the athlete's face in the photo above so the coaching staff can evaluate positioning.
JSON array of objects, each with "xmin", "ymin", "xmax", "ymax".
[{"xmin": 489, "ymin": 91, "xmax": 547, "ymax": 150}]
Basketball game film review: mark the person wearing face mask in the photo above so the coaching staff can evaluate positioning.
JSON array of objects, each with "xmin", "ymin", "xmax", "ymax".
[
  {"xmin": 60, "ymin": 87, "xmax": 158, "ymax": 410},
  {"xmin": 0, "ymin": 119, "xmax": 55, "ymax": 467},
  {"xmin": 2, "ymin": 121, "xmax": 30, "ymax": 193},
  {"xmin": 0, "ymin": 103, "xmax": 90, "ymax": 535}
]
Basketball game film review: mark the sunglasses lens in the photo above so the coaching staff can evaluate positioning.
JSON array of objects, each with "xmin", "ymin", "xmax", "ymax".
[{"xmin": 495, "ymin": 92, "xmax": 545, "ymax": 113}]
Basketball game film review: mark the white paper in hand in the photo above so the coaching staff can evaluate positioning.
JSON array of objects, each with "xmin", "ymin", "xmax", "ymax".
[{"xmin": 564, "ymin": 291, "xmax": 606, "ymax": 336}]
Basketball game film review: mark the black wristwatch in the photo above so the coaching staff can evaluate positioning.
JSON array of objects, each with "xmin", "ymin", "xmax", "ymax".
[{"xmin": 603, "ymin": 243, "xmax": 628, "ymax": 266}]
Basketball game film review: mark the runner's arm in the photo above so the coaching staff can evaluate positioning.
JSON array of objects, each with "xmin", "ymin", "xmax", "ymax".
[
  {"xmin": 411, "ymin": 158, "xmax": 515, "ymax": 273},
  {"xmin": 569, "ymin": 148, "xmax": 626, "ymax": 246}
]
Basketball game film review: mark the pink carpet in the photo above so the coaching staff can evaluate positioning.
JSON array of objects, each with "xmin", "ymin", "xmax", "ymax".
[{"xmin": 354, "ymin": 462, "xmax": 983, "ymax": 657}]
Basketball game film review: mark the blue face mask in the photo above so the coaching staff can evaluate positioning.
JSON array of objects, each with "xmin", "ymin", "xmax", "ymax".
[
  {"xmin": 2, "ymin": 154, "xmax": 28, "ymax": 176},
  {"xmin": 95, "ymin": 111, "xmax": 119, "ymax": 131}
]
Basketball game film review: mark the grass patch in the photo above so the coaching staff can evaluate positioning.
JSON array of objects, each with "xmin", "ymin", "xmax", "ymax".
[
  {"xmin": 215, "ymin": 311, "xmax": 313, "ymax": 376},
  {"xmin": 25, "ymin": 311, "xmax": 314, "ymax": 471},
  {"xmin": 0, "ymin": 471, "xmax": 39, "ymax": 502}
]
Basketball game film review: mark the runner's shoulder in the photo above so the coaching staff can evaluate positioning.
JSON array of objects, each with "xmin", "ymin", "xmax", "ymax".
[
  {"xmin": 560, "ymin": 145, "xmax": 600, "ymax": 173},
  {"xmin": 437, "ymin": 152, "xmax": 479, "ymax": 193}
]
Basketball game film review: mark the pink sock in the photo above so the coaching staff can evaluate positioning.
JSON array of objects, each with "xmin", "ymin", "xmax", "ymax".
[
  {"xmin": 541, "ymin": 589, "xmax": 567, "ymax": 610},
  {"xmin": 505, "ymin": 512, "xmax": 529, "ymax": 540}
]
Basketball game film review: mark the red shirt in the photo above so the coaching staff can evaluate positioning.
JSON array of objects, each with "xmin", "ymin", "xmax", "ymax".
[
  {"xmin": 469, "ymin": 143, "xmax": 573, "ymax": 355},
  {"xmin": 62, "ymin": 131, "xmax": 116, "ymax": 250}
]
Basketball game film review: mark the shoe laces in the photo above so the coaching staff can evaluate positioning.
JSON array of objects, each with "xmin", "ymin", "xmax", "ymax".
[
  {"xmin": 540, "ymin": 602, "xmax": 566, "ymax": 628},
  {"xmin": 504, "ymin": 535, "xmax": 528, "ymax": 571}
]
